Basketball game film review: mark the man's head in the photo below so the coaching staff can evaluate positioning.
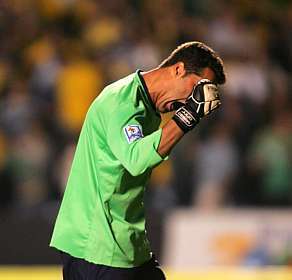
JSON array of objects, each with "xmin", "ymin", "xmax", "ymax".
[
  {"xmin": 159, "ymin": 41, "xmax": 225, "ymax": 85},
  {"xmin": 151, "ymin": 41, "xmax": 226, "ymax": 112}
]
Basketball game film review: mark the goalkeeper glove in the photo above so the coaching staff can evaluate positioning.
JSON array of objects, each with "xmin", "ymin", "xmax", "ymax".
[{"xmin": 172, "ymin": 79, "xmax": 221, "ymax": 133}]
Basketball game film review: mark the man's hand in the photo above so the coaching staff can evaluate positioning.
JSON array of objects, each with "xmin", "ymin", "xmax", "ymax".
[{"xmin": 172, "ymin": 79, "xmax": 221, "ymax": 133}]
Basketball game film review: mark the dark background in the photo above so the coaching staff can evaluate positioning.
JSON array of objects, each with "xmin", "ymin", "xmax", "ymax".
[{"xmin": 0, "ymin": 0, "xmax": 291, "ymax": 264}]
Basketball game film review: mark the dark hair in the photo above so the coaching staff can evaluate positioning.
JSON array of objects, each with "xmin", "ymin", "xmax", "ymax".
[{"xmin": 159, "ymin": 41, "xmax": 226, "ymax": 84}]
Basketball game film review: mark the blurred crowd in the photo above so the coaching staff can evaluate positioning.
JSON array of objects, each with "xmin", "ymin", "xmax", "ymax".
[{"xmin": 0, "ymin": 0, "xmax": 292, "ymax": 215}]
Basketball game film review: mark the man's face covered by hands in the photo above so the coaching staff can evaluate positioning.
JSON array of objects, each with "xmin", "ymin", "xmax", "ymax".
[{"xmin": 161, "ymin": 65, "xmax": 216, "ymax": 113}]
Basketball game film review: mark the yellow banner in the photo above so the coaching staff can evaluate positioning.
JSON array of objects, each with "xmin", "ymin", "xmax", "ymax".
[{"xmin": 1, "ymin": 266, "xmax": 292, "ymax": 280}]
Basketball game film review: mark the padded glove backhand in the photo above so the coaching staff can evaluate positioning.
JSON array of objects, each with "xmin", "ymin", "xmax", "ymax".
[{"xmin": 172, "ymin": 79, "xmax": 221, "ymax": 133}]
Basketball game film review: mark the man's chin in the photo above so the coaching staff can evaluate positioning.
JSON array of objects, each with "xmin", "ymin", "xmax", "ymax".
[
  {"xmin": 160, "ymin": 102, "xmax": 171, "ymax": 113},
  {"xmin": 161, "ymin": 101, "xmax": 185, "ymax": 113},
  {"xmin": 169, "ymin": 101, "xmax": 184, "ymax": 111}
]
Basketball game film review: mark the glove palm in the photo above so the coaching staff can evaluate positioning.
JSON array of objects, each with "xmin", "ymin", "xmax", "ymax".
[{"xmin": 173, "ymin": 79, "xmax": 221, "ymax": 133}]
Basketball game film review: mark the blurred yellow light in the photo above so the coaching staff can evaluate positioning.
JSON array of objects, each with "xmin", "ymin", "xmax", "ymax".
[{"xmin": 1, "ymin": 266, "xmax": 292, "ymax": 280}]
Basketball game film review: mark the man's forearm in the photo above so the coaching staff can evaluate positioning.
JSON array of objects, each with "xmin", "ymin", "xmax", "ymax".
[
  {"xmin": 158, "ymin": 79, "xmax": 221, "ymax": 157},
  {"xmin": 158, "ymin": 120, "xmax": 184, "ymax": 157}
]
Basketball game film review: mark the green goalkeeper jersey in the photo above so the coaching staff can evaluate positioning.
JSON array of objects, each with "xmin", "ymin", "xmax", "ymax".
[{"xmin": 50, "ymin": 70, "xmax": 166, "ymax": 268}]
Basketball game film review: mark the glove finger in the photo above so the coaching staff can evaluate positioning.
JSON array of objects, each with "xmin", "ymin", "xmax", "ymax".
[
  {"xmin": 211, "ymin": 99, "xmax": 221, "ymax": 110},
  {"xmin": 204, "ymin": 99, "xmax": 221, "ymax": 115},
  {"xmin": 203, "ymin": 84, "xmax": 219, "ymax": 102}
]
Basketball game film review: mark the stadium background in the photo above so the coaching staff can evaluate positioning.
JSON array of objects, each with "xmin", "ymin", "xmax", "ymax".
[{"xmin": 0, "ymin": 0, "xmax": 292, "ymax": 279}]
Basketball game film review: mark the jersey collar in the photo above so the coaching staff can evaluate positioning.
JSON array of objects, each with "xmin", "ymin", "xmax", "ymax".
[{"xmin": 136, "ymin": 70, "xmax": 160, "ymax": 116}]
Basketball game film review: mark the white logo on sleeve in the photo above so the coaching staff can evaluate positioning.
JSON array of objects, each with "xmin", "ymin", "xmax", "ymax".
[{"xmin": 124, "ymin": 125, "xmax": 143, "ymax": 143}]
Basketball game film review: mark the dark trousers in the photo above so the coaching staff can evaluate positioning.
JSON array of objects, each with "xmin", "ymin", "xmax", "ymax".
[{"xmin": 60, "ymin": 252, "xmax": 166, "ymax": 280}]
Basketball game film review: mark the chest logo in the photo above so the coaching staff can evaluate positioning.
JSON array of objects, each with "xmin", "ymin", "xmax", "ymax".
[{"xmin": 124, "ymin": 125, "xmax": 143, "ymax": 143}]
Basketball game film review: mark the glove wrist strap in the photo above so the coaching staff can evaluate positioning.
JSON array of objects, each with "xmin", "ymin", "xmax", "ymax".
[{"xmin": 172, "ymin": 106, "xmax": 200, "ymax": 133}]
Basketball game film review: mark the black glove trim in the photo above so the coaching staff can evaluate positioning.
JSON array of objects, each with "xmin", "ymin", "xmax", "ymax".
[{"xmin": 172, "ymin": 106, "xmax": 199, "ymax": 133}]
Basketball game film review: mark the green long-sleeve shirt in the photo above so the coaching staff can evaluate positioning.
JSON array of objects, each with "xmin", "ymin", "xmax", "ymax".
[{"xmin": 50, "ymin": 70, "xmax": 167, "ymax": 267}]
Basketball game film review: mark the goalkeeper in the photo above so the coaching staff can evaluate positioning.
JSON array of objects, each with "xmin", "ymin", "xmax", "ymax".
[{"xmin": 50, "ymin": 41, "xmax": 226, "ymax": 280}]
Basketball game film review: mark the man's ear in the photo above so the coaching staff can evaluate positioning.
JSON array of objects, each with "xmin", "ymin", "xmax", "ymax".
[{"xmin": 174, "ymin": 62, "xmax": 186, "ymax": 78}]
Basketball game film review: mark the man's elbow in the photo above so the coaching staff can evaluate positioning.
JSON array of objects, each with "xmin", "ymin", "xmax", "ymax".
[{"xmin": 126, "ymin": 164, "xmax": 147, "ymax": 177}]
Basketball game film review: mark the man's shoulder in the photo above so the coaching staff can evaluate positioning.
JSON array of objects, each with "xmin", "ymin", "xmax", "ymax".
[
  {"xmin": 87, "ymin": 72, "xmax": 140, "ymax": 118},
  {"xmin": 94, "ymin": 72, "xmax": 139, "ymax": 108},
  {"xmin": 104, "ymin": 72, "xmax": 137, "ymax": 94}
]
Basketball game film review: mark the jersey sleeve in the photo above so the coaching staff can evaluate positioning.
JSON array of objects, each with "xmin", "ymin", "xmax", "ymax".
[{"xmin": 106, "ymin": 105, "xmax": 167, "ymax": 176}]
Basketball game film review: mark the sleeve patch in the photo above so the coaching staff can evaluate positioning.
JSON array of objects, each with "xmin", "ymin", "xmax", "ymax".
[{"xmin": 124, "ymin": 125, "xmax": 144, "ymax": 143}]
